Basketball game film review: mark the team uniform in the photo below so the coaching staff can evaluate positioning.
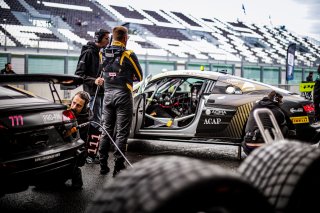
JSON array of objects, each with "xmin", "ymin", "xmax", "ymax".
[{"xmin": 99, "ymin": 41, "xmax": 143, "ymax": 176}]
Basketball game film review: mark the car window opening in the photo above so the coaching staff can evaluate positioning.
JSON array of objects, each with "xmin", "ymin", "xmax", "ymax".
[{"xmin": 143, "ymin": 77, "xmax": 205, "ymax": 129}]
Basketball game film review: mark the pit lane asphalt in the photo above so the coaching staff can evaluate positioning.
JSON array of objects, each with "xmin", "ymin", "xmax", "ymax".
[{"xmin": 0, "ymin": 138, "xmax": 243, "ymax": 213}]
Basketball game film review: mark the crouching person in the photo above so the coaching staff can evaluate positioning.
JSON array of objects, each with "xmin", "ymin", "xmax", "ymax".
[
  {"xmin": 69, "ymin": 91, "xmax": 92, "ymax": 189},
  {"xmin": 242, "ymin": 90, "xmax": 296, "ymax": 155}
]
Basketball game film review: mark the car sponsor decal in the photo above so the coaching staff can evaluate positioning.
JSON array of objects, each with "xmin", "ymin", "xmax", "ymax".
[
  {"xmin": 224, "ymin": 78, "xmax": 241, "ymax": 85},
  {"xmin": 197, "ymin": 102, "xmax": 253, "ymax": 139},
  {"xmin": 8, "ymin": 115, "xmax": 24, "ymax": 127},
  {"xmin": 204, "ymin": 118, "xmax": 222, "ymax": 125},
  {"xmin": 198, "ymin": 107, "xmax": 235, "ymax": 133},
  {"xmin": 205, "ymin": 109, "xmax": 227, "ymax": 116},
  {"xmin": 290, "ymin": 116, "xmax": 309, "ymax": 124},
  {"xmin": 34, "ymin": 153, "xmax": 60, "ymax": 162},
  {"xmin": 0, "ymin": 115, "xmax": 25, "ymax": 128},
  {"xmin": 290, "ymin": 108, "xmax": 304, "ymax": 113},
  {"xmin": 41, "ymin": 112, "xmax": 61, "ymax": 124}
]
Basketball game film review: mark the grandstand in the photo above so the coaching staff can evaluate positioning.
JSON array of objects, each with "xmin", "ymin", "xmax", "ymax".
[{"xmin": 0, "ymin": 0, "xmax": 319, "ymax": 95}]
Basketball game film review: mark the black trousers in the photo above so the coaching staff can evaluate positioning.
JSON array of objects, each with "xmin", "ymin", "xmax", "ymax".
[{"xmin": 99, "ymin": 88, "xmax": 133, "ymax": 168}]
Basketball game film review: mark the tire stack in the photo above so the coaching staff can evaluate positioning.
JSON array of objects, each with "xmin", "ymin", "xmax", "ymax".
[
  {"xmin": 86, "ymin": 141, "xmax": 320, "ymax": 213},
  {"xmin": 238, "ymin": 140, "xmax": 320, "ymax": 213},
  {"xmin": 86, "ymin": 156, "xmax": 273, "ymax": 213}
]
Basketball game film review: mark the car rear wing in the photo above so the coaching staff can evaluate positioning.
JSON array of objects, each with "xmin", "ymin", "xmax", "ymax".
[
  {"xmin": 0, "ymin": 74, "xmax": 83, "ymax": 103},
  {"xmin": 0, "ymin": 74, "xmax": 83, "ymax": 88}
]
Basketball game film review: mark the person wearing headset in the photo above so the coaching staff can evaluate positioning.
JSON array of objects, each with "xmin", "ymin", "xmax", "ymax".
[
  {"xmin": 242, "ymin": 90, "xmax": 296, "ymax": 155},
  {"xmin": 75, "ymin": 28, "xmax": 110, "ymax": 164}
]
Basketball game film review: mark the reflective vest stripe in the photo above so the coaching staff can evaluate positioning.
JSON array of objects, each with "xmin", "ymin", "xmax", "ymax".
[
  {"xmin": 120, "ymin": 50, "xmax": 142, "ymax": 82},
  {"xmin": 126, "ymin": 83, "xmax": 133, "ymax": 92},
  {"xmin": 99, "ymin": 51, "xmax": 103, "ymax": 64}
]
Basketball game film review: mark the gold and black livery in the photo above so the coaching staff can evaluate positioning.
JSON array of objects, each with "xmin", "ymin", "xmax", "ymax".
[{"xmin": 131, "ymin": 70, "xmax": 319, "ymax": 149}]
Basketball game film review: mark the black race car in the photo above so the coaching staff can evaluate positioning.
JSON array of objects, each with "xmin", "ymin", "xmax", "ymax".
[
  {"xmin": 0, "ymin": 74, "xmax": 86, "ymax": 195},
  {"xmin": 131, "ymin": 70, "xmax": 319, "ymax": 144}
]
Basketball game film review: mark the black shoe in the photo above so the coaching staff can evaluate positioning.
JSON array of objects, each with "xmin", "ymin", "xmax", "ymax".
[
  {"xmin": 86, "ymin": 156, "xmax": 100, "ymax": 164},
  {"xmin": 113, "ymin": 164, "xmax": 126, "ymax": 177},
  {"xmin": 100, "ymin": 166, "xmax": 110, "ymax": 175},
  {"xmin": 71, "ymin": 167, "xmax": 83, "ymax": 189}
]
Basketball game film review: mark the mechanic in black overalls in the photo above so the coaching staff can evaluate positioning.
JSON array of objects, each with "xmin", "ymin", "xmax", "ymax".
[
  {"xmin": 242, "ymin": 90, "xmax": 296, "ymax": 155},
  {"xmin": 99, "ymin": 26, "xmax": 143, "ymax": 177},
  {"xmin": 67, "ymin": 91, "xmax": 92, "ymax": 189}
]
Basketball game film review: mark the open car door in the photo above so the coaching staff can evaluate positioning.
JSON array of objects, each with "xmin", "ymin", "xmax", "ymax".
[
  {"xmin": 130, "ymin": 74, "xmax": 152, "ymax": 138},
  {"xmin": 131, "ymin": 75, "xmax": 206, "ymax": 139}
]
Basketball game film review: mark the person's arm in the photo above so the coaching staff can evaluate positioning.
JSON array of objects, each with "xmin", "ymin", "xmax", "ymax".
[
  {"xmin": 127, "ymin": 51, "xmax": 143, "ymax": 82},
  {"xmin": 75, "ymin": 51, "xmax": 96, "ymax": 87}
]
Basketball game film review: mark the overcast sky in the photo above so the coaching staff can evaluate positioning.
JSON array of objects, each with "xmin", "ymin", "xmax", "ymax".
[{"xmin": 110, "ymin": 0, "xmax": 320, "ymax": 40}]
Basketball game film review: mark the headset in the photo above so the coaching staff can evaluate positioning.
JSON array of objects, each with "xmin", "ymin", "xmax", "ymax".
[{"xmin": 94, "ymin": 29, "xmax": 110, "ymax": 43}]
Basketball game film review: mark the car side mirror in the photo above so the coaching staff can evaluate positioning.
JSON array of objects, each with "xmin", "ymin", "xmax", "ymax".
[{"xmin": 226, "ymin": 86, "xmax": 235, "ymax": 94}]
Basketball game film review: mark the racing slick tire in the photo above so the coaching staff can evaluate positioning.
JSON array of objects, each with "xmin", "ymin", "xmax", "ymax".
[
  {"xmin": 85, "ymin": 156, "xmax": 274, "ymax": 213},
  {"xmin": 238, "ymin": 140, "xmax": 320, "ymax": 213}
]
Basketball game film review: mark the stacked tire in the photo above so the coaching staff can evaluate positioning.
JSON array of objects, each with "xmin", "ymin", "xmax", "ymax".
[
  {"xmin": 86, "ymin": 156, "xmax": 273, "ymax": 213},
  {"xmin": 86, "ymin": 141, "xmax": 320, "ymax": 213},
  {"xmin": 238, "ymin": 140, "xmax": 320, "ymax": 213}
]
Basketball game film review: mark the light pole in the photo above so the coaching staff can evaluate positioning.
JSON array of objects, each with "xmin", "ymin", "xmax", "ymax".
[{"xmin": 3, "ymin": 18, "xmax": 7, "ymax": 51}]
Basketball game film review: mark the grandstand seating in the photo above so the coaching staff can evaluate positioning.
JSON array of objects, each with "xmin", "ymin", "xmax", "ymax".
[
  {"xmin": 126, "ymin": 34, "xmax": 168, "ymax": 56},
  {"xmin": 95, "ymin": 0, "xmax": 153, "ymax": 25},
  {"xmin": 4, "ymin": 24, "xmax": 71, "ymax": 50},
  {"xmin": 0, "ymin": 30, "xmax": 16, "ymax": 47},
  {"xmin": 25, "ymin": 0, "xmax": 114, "ymax": 40},
  {"xmin": 0, "ymin": 0, "xmax": 319, "ymax": 67},
  {"xmin": 141, "ymin": 24, "xmax": 190, "ymax": 40},
  {"xmin": 0, "ymin": 8, "xmax": 23, "ymax": 25},
  {"xmin": 2, "ymin": 0, "xmax": 26, "ymax": 12}
]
